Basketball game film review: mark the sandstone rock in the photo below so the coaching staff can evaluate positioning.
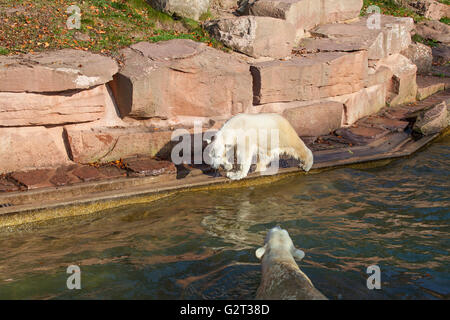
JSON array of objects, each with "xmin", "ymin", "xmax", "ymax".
[
  {"xmin": 251, "ymin": 50, "xmax": 368, "ymax": 104},
  {"xmin": 320, "ymin": 0, "xmax": 363, "ymax": 24},
  {"xmin": 415, "ymin": 20, "xmax": 450, "ymax": 45},
  {"xmin": 0, "ymin": 127, "xmax": 71, "ymax": 174},
  {"xmin": 407, "ymin": 0, "xmax": 450, "ymax": 21},
  {"xmin": 310, "ymin": 15, "xmax": 413, "ymax": 60},
  {"xmin": 432, "ymin": 44, "xmax": 450, "ymax": 66},
  {"xmin": 367, "ymin": 66, "xmax": 393, "ymax": 87},
  {"xmin": 335, "ymin": 126, "xmax": 389, "ymax": 145},
  {"xmin": 359, "ymin": 116, "xmax": 409, "ymax": 132},
  {"xmin": 416, "ymin": 75, "xmax": 446, "ymax": 100},
  {"xmin": 211, "ymin": 0, "xmax": 238, "ymax": 10},
  {"xmin": 110, "ymin": 39, "xmax": 252, "ymax": 119},
  {"xmin": 244, "ymin": 0, "xmax": 322, "ymax": 41},
  {"xmin": 204, "ymin": 16, "xmax": 295, "ymax": 58},
  {"xmin": 0, "ymin": 85, "xmax": 107, "ymax": 127},
  {"xmin": 147, "ymin": 0, "xmax": 210, "ymax": 20},
  {"xmin": 376, "ymin": 54, "xmax": 418, "ymax": 106},
  {"xmin": 328, "ymin": 84, "xmax": 387, "ymax": 126},
  {"xmin": 241, "ymin": 0, "xmax": 363, "ymax": 41},
  {"xmin": 413, "ymin": 101, "xmax": 448, "ymax": 135},
  {"xmin": 0, "ymin": 49, "xmax": 118, "ymax": 93},
  {"xmin": 9, "ymin": 169, "xmax": 56, "ymax": 190},
  {"xmin": 401, "ymin": 42, "xmax": 433, "ymax": 74},
  {"xmin": 282, "ymin": 101, "xmax": 344, "ymax": 136},
  {"xmin": 125, "ymin": 156, "xmax": 177, "ymax": 177},
  {"xmin": 64, "ymin": 125, "xmax": 176, "ymax": 164}
]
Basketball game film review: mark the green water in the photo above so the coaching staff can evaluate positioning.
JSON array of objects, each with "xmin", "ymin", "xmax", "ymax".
[{"xmin": 0, "ymin": 136, "xmax": 449, "ymax": 300}]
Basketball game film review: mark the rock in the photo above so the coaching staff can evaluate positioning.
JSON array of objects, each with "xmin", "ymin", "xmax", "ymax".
[
  {"xmin": 125, "ymin": 156, "xmax": 177, "ymax": 177},
  {"xmin": 0, "ymin": 126, "xmax": 71, "ymax": 174},
  {"xmin": 359, "ymin": 116, "xmax": 409, "ymax": 132},
  {"xmin": 64, "ymin": 125, "xmax": 177, "ymax": 164},
  {"xmin": 282, "ymin": 101, "xmax": 344, "ymax": 136},
  {"xmin": 211, "ymin": 0, "xmax": 238, "ymax": 10},
  {"xmin": 204, "ymin": 16, "xmax": 295, "ymax": 58},
  {"xmin": 110, "ymin": 39, "xmax": 252, "ymax": 119},
  {"xmin": 146, "ymin": 0, "xmax": 210, "ymax": 20},
  {"xmin": 0, "ymin": 49, "xmax": 118, "ymax": 93},
  {"xmin": 0, "ymin": 176, "xmax": 20, "ymax": 192},
  {"xmin": 74, "ymin": 32, "xmax": 91, "ymax": 42},
  {"xmin": 71, "ymin": 165, "xmax": 105, "ymax": 182},
  {"xmin": 401, "ymin": 42, "xmax": 433, "ymax": 75},
  {"xmin": 376, "ymin": 54, "xmax": 418, "ymax": 106},
  {"xmin": 0, "ymin": 84, "xmax": 106, "ymax": 127},
  {"xmin": 367, "ymin": 66, "xmax": 393, "ymax": 87},
  {"xmin": 9, "ymin": 169, "xmax": 56, "ymax": 190},
  {"xmin": 251, "ymin": 50, "xmax": 368, "ymax": 105},
  {"xmin": 328, "ymin": 84, "xmax": 387, "ymax": 126},
  {"xmin": 49, "ymin": 165, "xmax": 83, "ymax": 187},
  {"xmin": 335, "ymin": 126, "xmax": 390, "ymax": 145},
  {"xmin": 241, "ymin": 0, "xmax": 363, "ymax": 41},
  {"xmin": 432, "ymin": 44, "xmax": 450, "ymax": 66},
  {"xmin": 415, "ymin": 20, "xmax": 450, "ymax": 45},
  {"xmin": 407, "ymin": 0, "xmax": 450, "ymax": 21},
  {"xmin": 244, "ymin": 0, "xmax": 322, "ymax": 41},
  {"xmin": 321, "ymin": 0, "xmax": 363, "ymax": 24},
  {"xmin": 413, "ymin": 101, "xmax": 448, "ymax": 135},
  {"xmin": 416, "ymin": 76, "xmax": 446, "ymax": 100},
  {"xmin": 309, "ymin": 15, "xmax": 413, "ymax": 60}
]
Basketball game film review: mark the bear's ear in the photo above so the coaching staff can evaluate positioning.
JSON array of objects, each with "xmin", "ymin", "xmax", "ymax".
[
  {"xmin": 255, "ymin": 246, "xmax": 266, "ymax": 260},
  {"xmin": 292, "ymin": 248, "xmax": 305, "ymax": 261}
]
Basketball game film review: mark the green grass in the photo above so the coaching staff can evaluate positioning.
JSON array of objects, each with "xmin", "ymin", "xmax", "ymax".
[
  {"xmin": 361, "ymin": 0, "xmax": 426, "ymax": 22},
  {"xmin": 440, "ymin": 17, "xmax": 450, "ymax": 25},
  {"xmin": 438, "ymin": 0, "xmax": 450, "ymax": 5},
  {"xmin": 0, "ymin": 46, "xmax": 10, "ymax": 55},
  {"xmin": 0, "ymin": 0, "xmax": 221, "ymax": 56},
  {"xmin": 412, "ymin": 34, "xmax": 440, "ymax": 47}
]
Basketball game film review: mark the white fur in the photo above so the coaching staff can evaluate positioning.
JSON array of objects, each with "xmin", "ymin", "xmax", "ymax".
[
  {"xmin": 207, "ymin": 113, "xmax": 314, "ymax": 180},
  {"xmin": 255, "ymin": 226, "xmax": 327, "ymax": 300}
]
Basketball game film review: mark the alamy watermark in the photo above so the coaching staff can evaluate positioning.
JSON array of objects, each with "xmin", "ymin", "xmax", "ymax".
[
  {"xmin": 366, "ymin": 5, "xmax": 381, "ymax": 30},
  {"xmin": 367, "ymin": 265, "xmax": 381, "ymax": 290},
  {"xmin": 66, "ymin": 5, "xmax": 81, "ymax": 30},
  {"xmin": 66, "ymin": 265, "xmax": 81, "ymax": 290}
]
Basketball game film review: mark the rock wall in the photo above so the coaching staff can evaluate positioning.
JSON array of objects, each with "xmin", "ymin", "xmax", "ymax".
[{"xmin": 0, "ymin": 1, "xmax": 421, "ymax": 174}]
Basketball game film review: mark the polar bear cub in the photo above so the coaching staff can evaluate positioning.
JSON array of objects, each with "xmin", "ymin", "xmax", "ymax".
[
  {"xmin": 207, "ymin": 113, "xmax": 314, "ymax": 180},
  {"xmin": 255, "ymin": 226, "xmax": 327, "ymax": 300}
]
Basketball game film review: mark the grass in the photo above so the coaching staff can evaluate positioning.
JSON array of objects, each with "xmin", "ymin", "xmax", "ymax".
[
  {"xmin": 440, "ymin": 17, "xmax": 450, "ymax": 25},
  {"xmin": 360, "ymin": 0, "xmax": 426, "ymax": 22},
  {"xmin": 412, "ymin": 34, "xmax": 440, "ymax": 47},
  {"xmin": 0, "ymin": 0, "xmax": 222, "ymax": 56}
]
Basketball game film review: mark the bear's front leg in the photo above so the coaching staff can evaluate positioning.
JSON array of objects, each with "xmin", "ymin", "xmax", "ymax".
[{"xmin": 226, "ymin": 145, "xmax": 254, "ymax": 180}]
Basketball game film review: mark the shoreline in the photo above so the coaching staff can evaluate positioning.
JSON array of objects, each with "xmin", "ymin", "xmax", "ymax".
[{"xmin": 1, "ymin": 125, "xmax": 447, "ymax": 229}]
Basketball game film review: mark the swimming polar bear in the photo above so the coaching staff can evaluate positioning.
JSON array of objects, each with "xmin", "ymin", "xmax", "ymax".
[
  {"xmin": 255, "ymin": 226, "xmax": 327, "ymax": 300},
  {"xmin": 206, "ymin": 113, "xmax": 313, "ymax": 180}
]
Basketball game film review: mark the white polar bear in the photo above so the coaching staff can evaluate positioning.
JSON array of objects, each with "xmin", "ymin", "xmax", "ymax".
[
  {"xmin": 206, "ymin": 113, "xmax": 314, "ymax": 180},
  {"xmin": 255, "ymin": 226, "xmax": 327, "ymax": 300}
]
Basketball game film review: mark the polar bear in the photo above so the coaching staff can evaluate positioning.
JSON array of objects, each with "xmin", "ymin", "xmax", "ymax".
[
  {"xmin": 206, "ymin": 113, "xmax": 313, "ymax": 180},
  {"xmin": 255, "ymin": 226, "xmax": 327, "ymax": 300}
]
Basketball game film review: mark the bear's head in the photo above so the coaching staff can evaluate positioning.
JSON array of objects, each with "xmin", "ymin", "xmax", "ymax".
[
  {"xmin": 206, "ymin": 131, "xmax": 234, "ymax": 171},
  {"xmin": 256, "ymin": 226, "xmax": 305, "ymax": 261}
]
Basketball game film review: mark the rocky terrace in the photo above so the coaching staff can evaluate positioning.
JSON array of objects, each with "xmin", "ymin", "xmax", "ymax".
[{"xmin": 0, "ymin": 0, "xmax": 449, "ymax": 218}]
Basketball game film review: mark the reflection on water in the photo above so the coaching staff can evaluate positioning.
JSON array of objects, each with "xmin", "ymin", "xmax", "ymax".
[{"xmin": 0, "ymin": 136, "xmax": 449, "ymax": 299}]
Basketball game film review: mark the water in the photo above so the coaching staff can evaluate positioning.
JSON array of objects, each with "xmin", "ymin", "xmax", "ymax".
[{"xmin": 0, "ymin": 136, "xmax": 449, "ymax": 300}]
